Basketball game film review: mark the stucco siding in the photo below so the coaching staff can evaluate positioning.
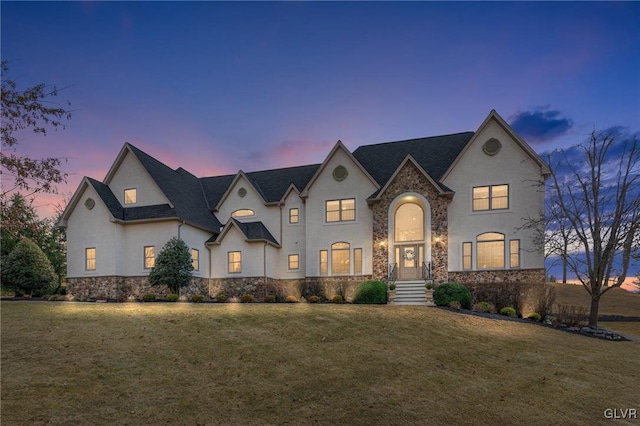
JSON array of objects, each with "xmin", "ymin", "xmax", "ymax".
[{"xmin": 107, "ymin": 150, "xmax": 171, "ymax": 207}]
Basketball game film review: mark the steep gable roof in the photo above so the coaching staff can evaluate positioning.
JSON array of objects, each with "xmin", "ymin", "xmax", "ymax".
[
  {"xmin": 208, "ymin": 218, "xmax": 280, "ymax": 247},
  {"xmin": 353, "ymin": 132, "xmax": 474, "ymax": 188},
  {"xmin": 115, "ymin": 144, "xmax": 221, "ymax": 232}
]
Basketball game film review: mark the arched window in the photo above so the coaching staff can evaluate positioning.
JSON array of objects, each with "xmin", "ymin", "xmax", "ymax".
[
  {"xmin": 394, "ymin": 203, "xmax": 424, "ymax": 242},
  {"xmin": 231, "ymin": 209, "xmax": 255, "ymax": 218},
  {"xmin": 477, "ymin": 232, "xmax": 505, "ymax": 269},
  {"xmin": 331, "ymin": 242, "xmax": 350, "ymax": 275}
]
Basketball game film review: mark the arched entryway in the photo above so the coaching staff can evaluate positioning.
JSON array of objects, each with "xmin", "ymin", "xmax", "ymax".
[{"xmin": 388, "ymin": 193, "xmax": 431, "ymax": 281}]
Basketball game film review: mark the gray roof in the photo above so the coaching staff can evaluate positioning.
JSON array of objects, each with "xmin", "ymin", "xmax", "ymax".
[
  {"xmin": 232, "ymin": 219, "xmax": 279, "ymax": 246},
  {"xmin": 352, "ymin": 132, "xmax": 474, "ymax": 188}
]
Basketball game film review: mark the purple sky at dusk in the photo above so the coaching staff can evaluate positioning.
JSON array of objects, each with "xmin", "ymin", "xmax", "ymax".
[{"xmin": 2, "ymin": 0, "xmax": 639, "ymax": 221}]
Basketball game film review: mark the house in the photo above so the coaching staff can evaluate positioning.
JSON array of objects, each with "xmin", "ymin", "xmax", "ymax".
[{"xmin": 58, "ymin": 110, "xmax": 550, "ymax": 303}]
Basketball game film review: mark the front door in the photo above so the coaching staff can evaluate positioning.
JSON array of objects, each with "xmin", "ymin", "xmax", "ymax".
[{"xmin": 397, "ymin": 244, "xmax": 420, "ymax": 280}]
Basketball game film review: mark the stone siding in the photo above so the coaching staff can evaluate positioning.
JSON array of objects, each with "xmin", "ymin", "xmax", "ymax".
[
  {"xmin": 448, "ymin": 268, "xmax": 546, "ymax": 284},
  {"xmin": 67, "ymin": 276, "xmax": 209, "ymax": 301},
  {"xmin": 371, "ymin": 160, "xmax": 451, "ymax": 284},
  {"xmin": 67, "ymin": 275, "xmax": 371, "ymax": 302}
]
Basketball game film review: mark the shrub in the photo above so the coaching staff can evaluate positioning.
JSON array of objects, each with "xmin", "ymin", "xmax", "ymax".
[
  {"xmin": 2, "ymin": 238, "xmax": 57, "ymax": 296},
  {"xmin": 300, "ymin": 281, "xmax": 325, "ymax": 301},
  {"xmin": 148, "ymin": 237, "xmax": 193, "ymax": 294},
  {"xmin": 215, "ymin": 293, "xmax": 228, "ymax": 303},
  {"xmin": 165, "ymin": 293, "xmax": 179, "ymax": 302},
  {"xmin": 240, "ymin": 294, "xmax": 253, "ymax": 303},
  {"xmin": 308, "ymin": 295, "xmax": 321, "ymax": 304},
  {"xmin": 527, "ymin": 312, "xmax": 542, "ymax": 322},
  {"xmin": 332, "ymin": 294, "xmax": 344, "ymax": 304},
  {"xmin": 449, "ymin": 301, "xmax": 462, "ymax": 310},
  {"xmin": 553, "ymin": 304, "xmax": 588, "ymax": 328},
  {"xmin": 500, "ymin": 307, "xmax": 517, "ymax": 318},
  {"xmin": 473, "ymin": 301, "xmax": 496, "ymax": 314},
  {"xmin": 142, "ymin": 293, "xmax": 157, "ymax": 302},
  {"xmin": 425, "ymin": 283, "xmax": 434, "ymax": 290},
  {"xmin": 433, "ymin": 283, "xmax": 472, "ymax": 309},
  {"xmin": 56, "ymin": 286, "xmax": 67, "ymax": 296},
  {"xmin": 285, "ymin": 295, "xmax": 298, "ymax": 303},
  {"xmin": 352, "ymin": 280, "xmax": 387, "ymax": 304},
  {"xmin": 263, "ymin": 295, "xmax": 275, "ymax": 303},
  {"xmin": 389, "ymin": 283, "xmax": 396, "ymax": 291},
  {"xmin": 191, "ymin": 294, "xmax": 204, "ymax": 303}
]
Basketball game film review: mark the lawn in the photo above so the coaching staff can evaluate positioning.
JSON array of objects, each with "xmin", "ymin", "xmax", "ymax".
[
  {"xmin": 1, "ymin": 301, "xmax": 639, "ymax": 425},
  {"xmin": 553, "ymin": 283, "xmax": 640, "ymax": 336}
]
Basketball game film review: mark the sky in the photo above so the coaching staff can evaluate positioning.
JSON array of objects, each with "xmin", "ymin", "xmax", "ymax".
[{"xmin": 2, "ymin": 1, "xmax": 639, "ymax": 283}]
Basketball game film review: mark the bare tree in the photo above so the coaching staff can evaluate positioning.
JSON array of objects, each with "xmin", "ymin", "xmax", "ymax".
[
  {"xmin": 545, "ymin": 191, "xmax": 580, "ymax": 283},
  {"xmin": 547, "ymin": 129, "xmax": 639, "ymax": 327}
]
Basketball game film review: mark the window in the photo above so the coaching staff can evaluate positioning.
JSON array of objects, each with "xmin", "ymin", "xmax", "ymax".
[
  {"xmin": 477, "ymin": 232, "xmax": 505, "ymax": 269},
  {"xmin": 394, "ymin": 203, "xmax": 424, "ymax": 242},
  {"xmin": 319, "ymin": 250, "xmax": 328, "ymax": 275},
  {"xmin": 472, "ymin": 184, "xmax": 509, "ymax": 211},
  {"xmin": 354, "ymin": 248, "xmax": 362, "ymax": 275},
  {"xmin": 191, "ymin": 249, "xmax": 199, "ymax": 271},
  {"xmin": 326, "ymin": 198, "xmax": 355, "ymax": 223},
  {"xmin": 231, "ymin": 209, "xmax": 254, "ymax": 218},
  {"xmin": 289, "ymin": 208, "xmax": 299, "ymax": 224},
  {"xmin": 510, "ymin": 240, "xmax": 520, "ymax": 268},
  {"xmin": 144, "ymin": 246, "xmax": 155, "ymax": 269},
  {"xmin": 124, "ymin": 188, "xmax": 137, "ymax": 205},
  {"xmin": 288, "ymin": 254, "xmax": 299, "ymax": 270},
  {"xmin": 331, "ymin": 242, "xmax": 350, "ymax": 274},
  {"xmin": 228, "ymin": 251, "xmax": 241, "ymax": 273},
  {"xmin": 462, "ymin": 242, "xmax": 472, "ymax": 270},
  {"xmin": 85, "ymin": 248, "xmax": 96, "ymax": 271}
]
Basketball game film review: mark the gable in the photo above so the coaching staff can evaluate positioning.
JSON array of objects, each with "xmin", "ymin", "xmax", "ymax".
[{"xmin": 105, "ymin": 149, "xmax": 171, "ymax": 208}]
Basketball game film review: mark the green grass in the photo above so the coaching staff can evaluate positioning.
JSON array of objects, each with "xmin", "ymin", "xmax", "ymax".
[{"xmin": 2, "ymin": 301, "xmax": 639, "ymax": 425}]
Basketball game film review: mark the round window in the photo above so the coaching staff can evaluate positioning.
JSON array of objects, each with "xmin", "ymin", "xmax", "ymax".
[
  {"xmin": 84, "ymin": 198, "xmax": 95, "ymax": 210},
  {"xmin": 238, "ymin": 188, "xmax": 247, "ymax": 197},
  {"xmin": 483, "ymin": 138, "xmax": 502, "ymax": 156},
  {"xmin": 332, "ymin": 165, "xmax": 348, "ymax": 181}
]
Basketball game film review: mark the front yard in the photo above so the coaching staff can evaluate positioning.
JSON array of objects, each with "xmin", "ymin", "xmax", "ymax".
[{"xmin": 1, "ymin": 301, "xmax": 638, "ymax": 425}]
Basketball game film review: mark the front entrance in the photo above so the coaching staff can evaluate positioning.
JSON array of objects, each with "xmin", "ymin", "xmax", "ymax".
[{"xmin": 396, "ymin": 244, "xmax": 423, "ymax": 280}]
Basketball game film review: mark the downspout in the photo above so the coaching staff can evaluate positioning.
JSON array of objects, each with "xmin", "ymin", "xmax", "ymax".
[
  {"xmin": 263, "ymin": 242, "xmax": 268, "ymax": 287},
  {"xmin": 206, "ymin": 244, "xmax": 212, "ymax": 299},
  {"xmin": 177, "ymin": 221, "xmax": 185, "ymax": 298}
]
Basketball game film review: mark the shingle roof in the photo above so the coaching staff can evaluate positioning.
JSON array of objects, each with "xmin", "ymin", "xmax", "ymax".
[
  {"xmin": 232, "ymin": 219, "xmax": 280, "ymax": 246},
  {"xmin": 245, "ymin": 164, "xmax": 320, "ymax": 203},
  {"xmin": 127, "ymin": 144, "xmax": 222, "ymax": 232},
  {"xmin": 86, "ymin": 177, "xmax": 123, "ymax": 219},
  {"xmin": 352, "ymin": 132, "xmax": 474, "ymax": 187}
]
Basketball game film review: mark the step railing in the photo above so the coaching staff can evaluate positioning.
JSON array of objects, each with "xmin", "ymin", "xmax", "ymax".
[
  {"xmin": 423, "ymin": 261, "xmax": 433, "ymax": 281},
  {"xmin": 388, "ymin": 263, "xmax": 397, "ymax": 285}
]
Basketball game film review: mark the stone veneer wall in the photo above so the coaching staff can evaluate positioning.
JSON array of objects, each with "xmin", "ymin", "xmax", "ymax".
[
  {"xmin": 209, "ymin": 275, "xmax": 371, "ymax": 302},
  {"xmin": 371, "ymin": 160, "xmax": 451, "ymax": 284},
  {"xmin": 67, "ymin": 276, "xmax": 209, "ymax": 301},
  {"xmin": 448, "ymin": 268, "xmax": 546, "ymax": 284},
  {"xmin": 68, "ymin": 275, "xmax": 372, "ymax": 302}
]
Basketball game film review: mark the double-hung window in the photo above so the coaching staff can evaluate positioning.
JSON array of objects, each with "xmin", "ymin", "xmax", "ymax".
[
  {"xmin": 228, "ymin": 251, "xmax": 242, "ymax": 273},
  {"xmin": 144, "ymin": 246, "xmax": 155, "ymax": 269},
  {"xmin": 472, "ymin": 185, "xmax": 508, "ymax": 211},
  {"xmin": 85, "ymin": 248, "xmax": 96, "ymax": 271},
  {"xmin": 326, "ymin": 198, "xmax": 355, "ymax": 222}
]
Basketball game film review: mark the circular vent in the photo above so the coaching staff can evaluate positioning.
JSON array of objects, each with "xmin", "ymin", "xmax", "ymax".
[
  {"xmin": 84, "ymin": 198, "xmax": 95, "ymax": 210},
  {"xmin": 238, "ymin": 188, "xmax": 247, "ymax": 197},
  {"xmin": 332, "ymin": 165, "xmax": 348, "ymax": 181},
  {"xmin": 483, "ymin": 138, "xmax": 502, "ymax": 156}
]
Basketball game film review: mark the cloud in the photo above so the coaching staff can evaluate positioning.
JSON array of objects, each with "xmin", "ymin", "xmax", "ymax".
[{"xmin": 509, "ymin": 107, "xmax": 573, "ymax": 144}]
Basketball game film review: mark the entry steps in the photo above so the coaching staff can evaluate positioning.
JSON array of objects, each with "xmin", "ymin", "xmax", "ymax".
[{"xmin": 392, "ymin": 280, "xmax": 435, "ymax": 306}]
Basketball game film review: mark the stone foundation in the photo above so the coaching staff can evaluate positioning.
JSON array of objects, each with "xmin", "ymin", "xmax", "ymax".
[
  {"xmin": 67, "ymin": 275, "xmax": 372, "ymax": 302},
  {"xmin": 448, "ymin": 268, "xmax": 546, "ymax": 284},
  {"xmin": 66, "ymin": 276, "xmax": 209, "ymax": 301}
]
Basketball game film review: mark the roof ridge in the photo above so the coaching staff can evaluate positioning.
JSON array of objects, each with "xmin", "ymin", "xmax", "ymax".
[{"xmin": 354, "ymin": 131, "xmax": 475, "ymax": 150}]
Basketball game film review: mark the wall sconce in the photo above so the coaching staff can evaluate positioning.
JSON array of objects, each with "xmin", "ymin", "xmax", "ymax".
[
  {"xmin": 379, "ymin": 240, "xmax": 386, "ymax": 248},
  {"xmin": 435, "ymin": 236, "xmax": 442, "ymax": 249}
]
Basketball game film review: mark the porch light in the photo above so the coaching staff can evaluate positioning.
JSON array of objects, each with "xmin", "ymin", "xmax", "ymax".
[{"xmin": 435, "ymin": 236, "xmax": 442, "ymax": 249}]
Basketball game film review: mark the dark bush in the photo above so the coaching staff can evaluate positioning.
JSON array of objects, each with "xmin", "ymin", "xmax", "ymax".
[
  {"xmin": 352, "ymin": 280, "xmax": 387, "ymax": 304},
  {"xmin": 191, "ymin": 294, "xmax": 205, "ymax": 303},
  {"xmin": 553, "ymin": 304, "xmax": 588, "ymax": 327},
  {"xmin": 215, "ymin": 293, "xmax": 228, "ymax": 303},
  {"xmin": 2, "ymin": 238, "xmax": 57, "ymax": 296},
  {"xmin": 332, "ymin": 294, "xmax": 344, "ymax": 304},
  {"xmin": 308, "ymin": 295, "xmax": 321, "ymax": 303},
  {"xmin": 433, "ymin": 283, "xmax": 472, "ymax": 309},
  {"xmin": 389, "ymin": 283, "xmax": 396, "ymax": 291},
  {"xmin": 263, "ymin": 295, "xmax": 275, "ymax": 303},
  {"xmin": 142, "ymin": 293, "xmax": 157, "ymax": 302},
  {"xmin": 165, "ymin": 293, "xmax": 179, "ymax": 302},
  {"xmin": 240, "ymin": 294, "xmax": 253, "ymax": 303},
  {"xmin": 500, "ymin": 307, "xmax": 517, "ymax": 317},
  {"xmin": 300, "ymin": 281, "xmax": 325, "ymax": 301}
]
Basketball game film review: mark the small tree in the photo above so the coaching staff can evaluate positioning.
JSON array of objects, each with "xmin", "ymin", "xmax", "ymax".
[
  {"xmin": 148, "ymin": 237, "xmax": 193, "ymax": 294},
  {"xmin": 2, "ymin": 238, "xmax": 57, "ymax": 296},
  {"xmin": 547, "ymin": 129, "xmax": 639, "ymax": 327}
]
